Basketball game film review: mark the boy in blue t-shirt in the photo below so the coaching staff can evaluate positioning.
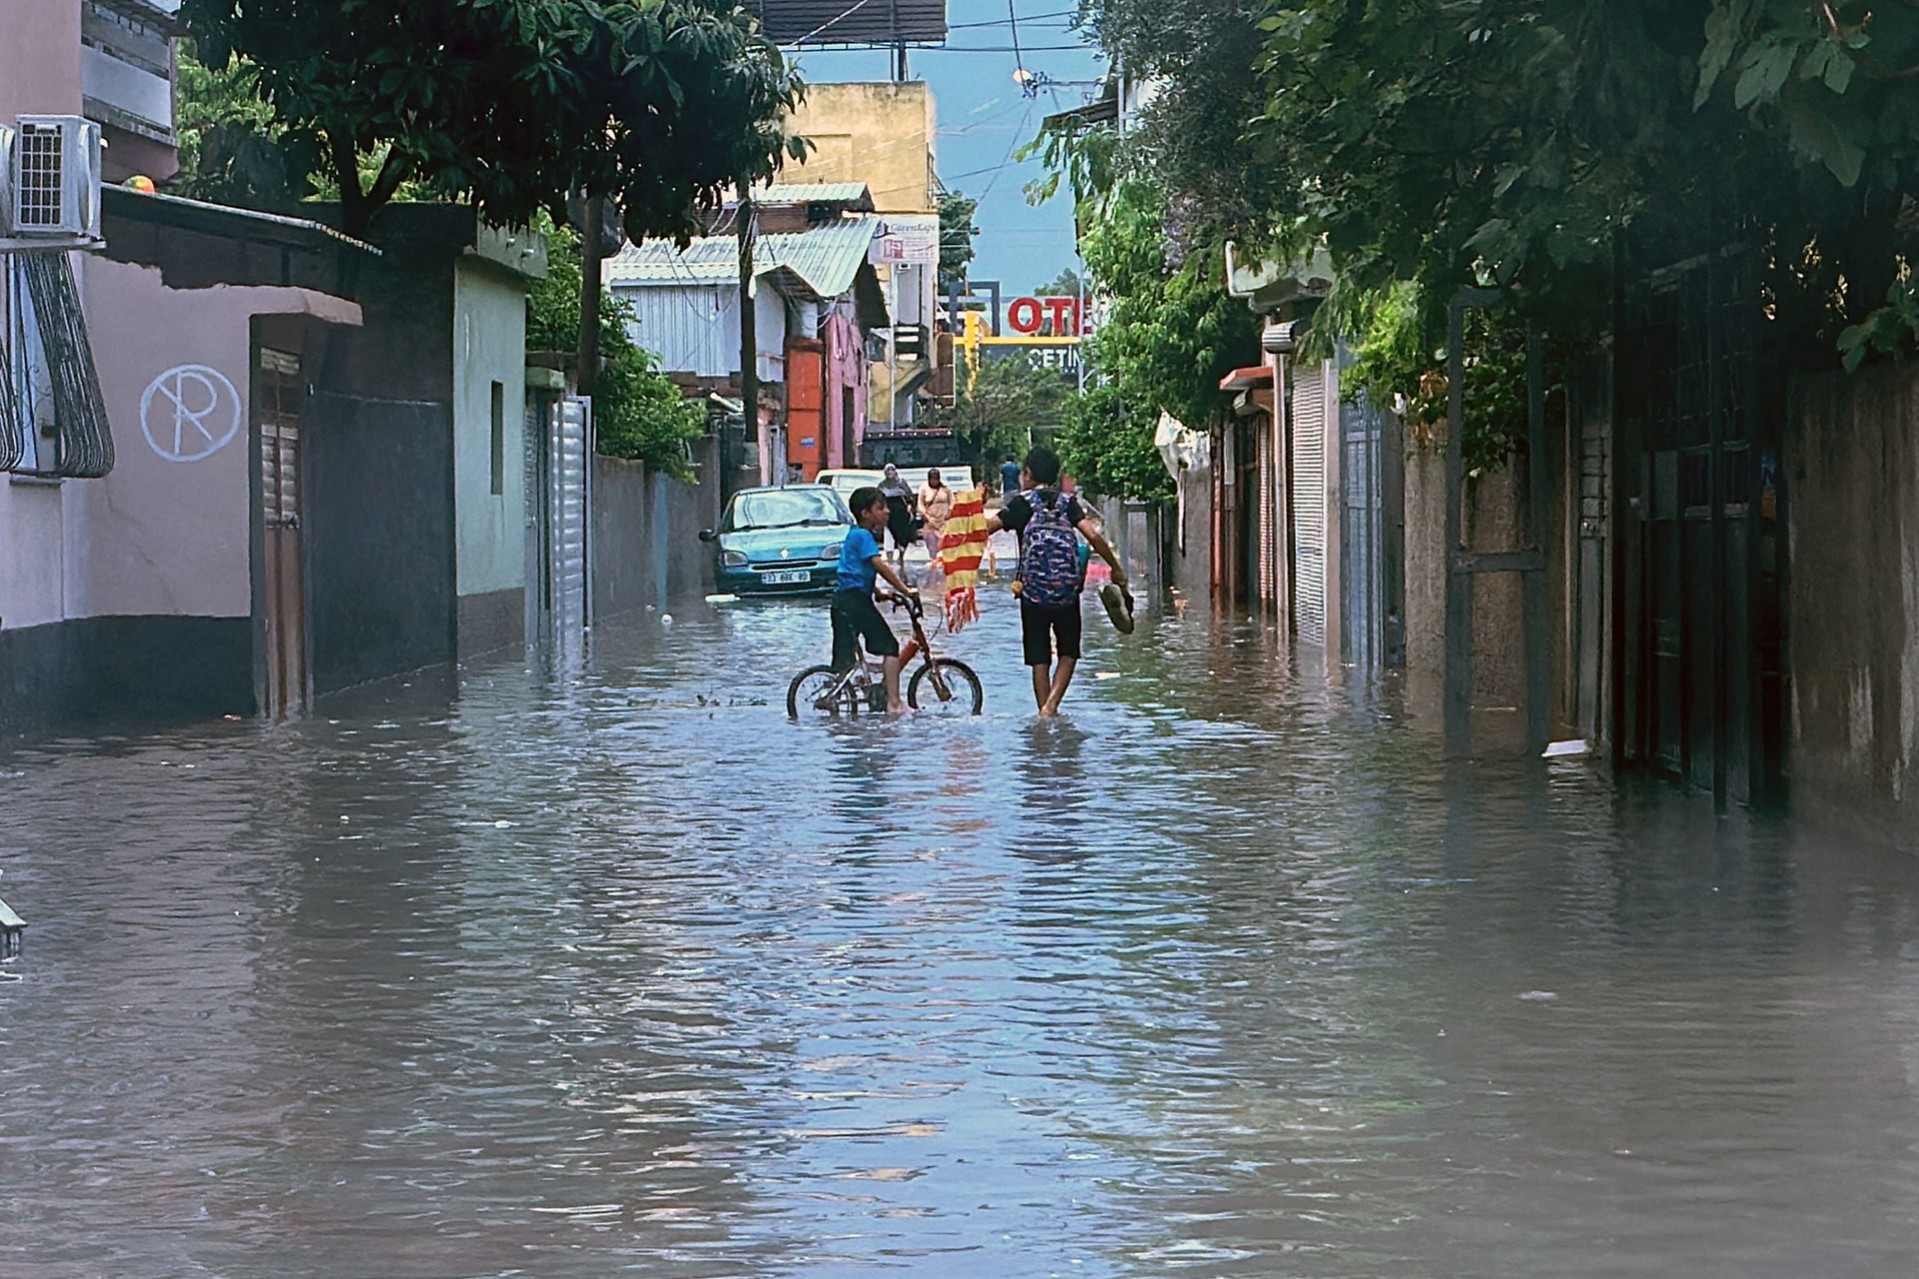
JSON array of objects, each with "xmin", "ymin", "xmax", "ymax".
[{"xmin": 833, "ymin": 486, "xmax": 918, "ymax": 712}]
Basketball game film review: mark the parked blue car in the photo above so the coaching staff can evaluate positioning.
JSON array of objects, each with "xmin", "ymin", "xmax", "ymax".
[{"xmin": 701, "ymin": 485, "xmax": 856, "ymax": 597}]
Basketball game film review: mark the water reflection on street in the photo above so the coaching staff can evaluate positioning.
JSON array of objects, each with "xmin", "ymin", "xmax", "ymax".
[{"xmin": 6, "ymin": 593, "xmax": 1919, "ymax": 1277}]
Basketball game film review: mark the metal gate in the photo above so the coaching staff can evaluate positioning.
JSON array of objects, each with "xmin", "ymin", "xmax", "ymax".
[
  {"xmin": 1615, "ymin": 246, "xmax": 1783, "ymax": 807},
  {"xmin": 1291, "ymin": 361, "xmax": 1328, "ymax": 647},
  {"xmin": 257, "ymin": 347, "xmax": 307, "ymax": 718},
  {"xmin": 1340, "ymin": 391, "xmax": 1403, "ymax": 669},
  {"xmin": 526, "ymin": 394, "xmax": 592, "ymax": 652},
  {"xmin": 1256, "ymin": 413, "xmax": 1277, "ymax": 615}
]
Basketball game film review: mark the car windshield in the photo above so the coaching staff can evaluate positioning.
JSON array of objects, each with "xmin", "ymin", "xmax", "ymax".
[{"xmin": 725, "ymin": 489, "xmax": 848, "ymax": 532}]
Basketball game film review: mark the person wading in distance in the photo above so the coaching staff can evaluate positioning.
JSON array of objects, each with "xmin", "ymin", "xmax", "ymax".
[{"xmin": 979, "ymin": 446, "xmax": 1129, "ymax": 717}]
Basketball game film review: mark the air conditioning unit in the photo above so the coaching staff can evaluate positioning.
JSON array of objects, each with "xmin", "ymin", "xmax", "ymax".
[{"xmin": 9, "ymin": 116, "xmax": 102, "ymax": 240}]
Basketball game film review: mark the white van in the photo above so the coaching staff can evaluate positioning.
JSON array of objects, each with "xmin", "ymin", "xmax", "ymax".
[
  {"xmin": 815, "ymin": 468, "xmax": 883, "ymax": 502},
  {"xmin": 902, "ymin": 464, "xmax": 977, "ymax": 493}
]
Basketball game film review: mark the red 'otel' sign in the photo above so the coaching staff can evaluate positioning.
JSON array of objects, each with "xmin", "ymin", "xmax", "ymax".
[{"xmin": 1004, "ymin": 296, "xmax": 1083, "ymax": 337}]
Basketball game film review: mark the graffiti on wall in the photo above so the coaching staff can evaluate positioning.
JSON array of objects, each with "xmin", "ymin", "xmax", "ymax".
[{"xmin": 140, "ymin": 365, "xmax": 241, "ymax": 462}]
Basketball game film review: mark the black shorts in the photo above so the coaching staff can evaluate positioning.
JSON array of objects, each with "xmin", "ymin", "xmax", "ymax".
[
  {"xmin": 831, "ymin": 589, "xmax": 898, "ymax": 670},
  {"xmin": 1020, "ymin": 597, "xmax": 1082, "ymax": 667}
]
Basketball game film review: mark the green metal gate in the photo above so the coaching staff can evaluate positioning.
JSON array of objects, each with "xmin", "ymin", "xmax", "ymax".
[{"xmin": 1614, "ymin": 247, "xmax": 1786, "ymax": 808}]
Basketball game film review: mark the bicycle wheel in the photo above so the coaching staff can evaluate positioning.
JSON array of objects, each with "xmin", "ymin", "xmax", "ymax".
[
  {"xmin": 908, "ymin": 658, "xmax": 983, "ymax": 716},
  {"xmin": 788, "ymin": 665, "xmax": 856, "ymax": 718}
]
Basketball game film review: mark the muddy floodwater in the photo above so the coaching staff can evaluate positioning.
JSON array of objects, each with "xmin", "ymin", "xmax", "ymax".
[{"xmin": 5, "ymin": 596, "xmax": 1919, "ymax": 1277}]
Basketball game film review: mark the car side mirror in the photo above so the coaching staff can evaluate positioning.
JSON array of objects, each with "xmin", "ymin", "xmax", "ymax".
[{"xmin": 699, "ymin": 529, "xmax": 717, "ymax": 543}]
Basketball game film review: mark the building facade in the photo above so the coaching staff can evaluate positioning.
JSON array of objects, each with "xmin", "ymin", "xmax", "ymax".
[
  {"xmin": 604, "ymin": 186, "xmax": 887, "ymax": 485},
  {"xmin": 1, "ymin": 1, "xmax": 547, "ymax": 734},
  {"xmin": 781, "ymin": 82, "xmax": 943, "ymax": 438}
]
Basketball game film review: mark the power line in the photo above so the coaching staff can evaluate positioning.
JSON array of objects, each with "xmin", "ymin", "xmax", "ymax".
[{"xmin": 978, "ymin": 103, "xmax": 1036, "ymax": 202}]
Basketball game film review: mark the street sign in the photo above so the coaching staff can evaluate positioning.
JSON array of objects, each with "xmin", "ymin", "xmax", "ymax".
[{"xmin": 871, "ymin": 214, "xmax": 940, "ymax": 266}]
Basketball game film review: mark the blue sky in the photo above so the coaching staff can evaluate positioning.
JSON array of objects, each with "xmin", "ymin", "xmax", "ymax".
[{"xmin": 792, "ymin": 1, "xmax": 1107, "ymax": 292}]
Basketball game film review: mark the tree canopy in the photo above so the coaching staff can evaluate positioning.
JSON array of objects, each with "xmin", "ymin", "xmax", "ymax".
[
  {"xmin": 924, "ymin": 352, "xmax": 1069, "ymax": 468},
  {"xmin": 179, "ymin": 0, "xmax": 805, "ymax": 240},
  {"xmin": 938, "ymin": 189, "xmax": 980, "ymax": 290},
  {"xmin": 527, "ymin": 217, "xmax": 702, "ymax": 477},
  {"xmin": 1065, "ymin": 0, "xmax": 1919, "ymax": 369}
]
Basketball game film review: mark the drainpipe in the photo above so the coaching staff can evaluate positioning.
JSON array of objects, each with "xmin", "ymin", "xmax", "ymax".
[{"xmin": 735, "ymin": 183, "xmax": 757, "ymax": 502}]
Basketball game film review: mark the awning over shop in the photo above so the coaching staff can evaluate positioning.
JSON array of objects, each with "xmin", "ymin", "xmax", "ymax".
[{"xmin": 1218, "ymin": 366, "xmax": 1274, "ymax": 392}]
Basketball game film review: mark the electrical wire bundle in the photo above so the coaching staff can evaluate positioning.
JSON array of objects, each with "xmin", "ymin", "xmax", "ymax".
[
  {"xmin": 0, "ymin": 303, "xmax": 22, "ymax": 473},
  {"xmin": 20, "ymin": 251, "xmax": 114, "ymax": 479}
]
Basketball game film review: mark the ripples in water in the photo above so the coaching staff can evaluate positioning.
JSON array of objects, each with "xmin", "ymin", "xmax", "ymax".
[{"xmin": 3, "ymin": 598, "xmax": 1919, "ymax": 1276}]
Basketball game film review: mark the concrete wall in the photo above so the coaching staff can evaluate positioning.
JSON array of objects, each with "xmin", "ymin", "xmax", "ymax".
[
  {"xmin": 1404, "ymin": 449, "xmax": 1526, "ymax": 705},
  {"xmin": 785, "ymin": 82, "xmax": 938, "ymax": 214},
  {"xmin": 1787, "ymin": 362, "xmax": 1919, "ymax": 842},
  {"xmin": 0, "ymin": 247, "xmax": 357, "ymax": 734},
  {"xmin": 1171, "ymin": 461, "xmax": 1214, "ymax": 600},
  {"xmin": 78, "ymin": 265, "xmax": 358, "ymax": 621},
  {"xmin": 591, "ymin": 454, "xmax": 717, "ymax": 619},
  {"xmin": 303, "ymin": 390, "xmax": 456, "ymax": 696},
  {"xmin": 0, "ymin": 0, "xmax": 83, "ymax": 122},
  {"xmin": 451, "ymin": 258, "xmax": 528, "ymax": 656},
  {"xmin": 1093, "ymin": 497, "xmax": 1158, "ymax": 586}
]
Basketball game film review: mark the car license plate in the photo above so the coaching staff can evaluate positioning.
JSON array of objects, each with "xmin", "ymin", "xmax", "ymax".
[{"xmin": 761, "ymin": 570, "xmax": 810, "ymax": 585}]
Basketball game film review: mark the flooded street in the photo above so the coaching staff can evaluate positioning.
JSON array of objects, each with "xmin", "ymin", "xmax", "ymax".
[{"xmin": 6, "ymin": 593, "xmax": 1919, "ymax": 1278}]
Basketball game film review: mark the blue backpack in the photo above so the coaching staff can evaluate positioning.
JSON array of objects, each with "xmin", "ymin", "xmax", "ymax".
[{"xmin": 1018, "ymin": 489, "xmax": 1082, "ymax": 607}]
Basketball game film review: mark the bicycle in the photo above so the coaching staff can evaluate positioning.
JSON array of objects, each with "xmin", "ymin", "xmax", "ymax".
[{"xmin": 787, "ymin": 594, "xmax": 984, "ymax": 718}]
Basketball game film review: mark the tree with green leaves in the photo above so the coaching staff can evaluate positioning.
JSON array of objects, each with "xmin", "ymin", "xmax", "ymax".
[
  {"xmin": 1057, "ymin": 381, "xmax": 1169, "ymax": 502},
  {"xmin": 1044, "ymin": 177, "xmax": 1258, "ymax": 500},
  {"xmin": 938, "ymin": 189, "xmax": 980, "ymax": 290},
  {"xmin": 171, "ymin": 41, "xmax": 317, "ymax": 209},
  {"xmin": 527, "ymin": 218, "xmax": 702, "ymax": 477},
  {"xmin": 1074, "ymin": 0, "xmax": 1919, "ymax": 370},
  {"xmin": 925, "ymin": 352, "xmax": 1069, "ymax": 469},
  {"xmin": 179, "ymin": 0, "xmax": 805, "ymax": 241},
  {"xmin": 1036, "ymin": 268, "xmax": 1084, "ymax": 298}
]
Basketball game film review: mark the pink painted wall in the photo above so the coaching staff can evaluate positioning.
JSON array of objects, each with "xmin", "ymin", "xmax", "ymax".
[
  {"xmin": 0, "ymin": 254, "xmax": 359, "ymax": 630},
  {"xmin": 823, "ymin": 308, "xmax": 867, "ymax": 470},
  {"xmin": 69, "ymin": 258, "xmax": 358, "ymax": 620},
  {"xmin": 0, "ymin": 0, "xmax": 84, "ymax": 121}
]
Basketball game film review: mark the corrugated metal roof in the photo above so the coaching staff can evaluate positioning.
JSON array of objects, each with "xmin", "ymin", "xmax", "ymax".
[
  {"xmin": 605, "ymin": 216, "xmax": 881, "ymax": 302},
  {"xmin": 751, "ymin": 0, "xmax": 947, "ymax": 46},
  {"xmin": 757, "ymin": 182, "xmax": 873, "ymax": 208}
]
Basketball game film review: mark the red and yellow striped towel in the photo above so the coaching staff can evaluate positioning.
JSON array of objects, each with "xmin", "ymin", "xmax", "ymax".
[{"xmin": 938, "ymin": 486, "xmax": 991, "ymax": 632}]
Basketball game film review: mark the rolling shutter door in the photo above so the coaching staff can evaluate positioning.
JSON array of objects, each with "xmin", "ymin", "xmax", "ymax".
[{"xmin": 1292, "ymin": 363, "xmax": 1327, "ymax": 647}]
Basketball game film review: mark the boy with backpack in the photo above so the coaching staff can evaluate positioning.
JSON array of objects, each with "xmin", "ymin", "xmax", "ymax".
[{"xmin": 982, "ymin": 446, "xmax": 1130, "ymax": 717}]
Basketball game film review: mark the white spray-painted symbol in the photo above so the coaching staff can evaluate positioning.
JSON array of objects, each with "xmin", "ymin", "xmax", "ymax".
[{"xmin": 140, "ymin": 365, "xmax": 241, "ymax": 462}]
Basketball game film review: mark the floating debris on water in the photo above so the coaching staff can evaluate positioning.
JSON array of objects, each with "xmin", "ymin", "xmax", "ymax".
[{"xmin": 0, "ymin": 895, "xmax": 25, "ymax": 958}]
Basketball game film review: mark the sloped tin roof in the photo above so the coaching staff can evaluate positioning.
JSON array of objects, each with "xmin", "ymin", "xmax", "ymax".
[
  {"xmin": 757, "ymin": 183, "xmax": 874, "ymax": 209},
  {"xmin": 604, "ymin": 216, "xmax": 882, "ymax": 302}
]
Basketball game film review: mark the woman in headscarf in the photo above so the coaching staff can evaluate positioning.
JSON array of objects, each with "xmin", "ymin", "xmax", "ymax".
[{"xmin": 879, "ymin": 463, "xmax": 916, "ymax": 569}]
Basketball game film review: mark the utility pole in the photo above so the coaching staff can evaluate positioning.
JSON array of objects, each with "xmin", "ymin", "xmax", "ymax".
[
  {"xmin": 734, "ymin": 183, "xmax": 757, "ymax": 501},
  {"xmin": 577, "ymin": 194, "xmax": 604, "ymax": 397}
]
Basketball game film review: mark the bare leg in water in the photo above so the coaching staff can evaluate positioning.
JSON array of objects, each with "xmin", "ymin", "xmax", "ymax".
[{"xmin": 1031, "ymin": 656, "xmax": 1078, "ymax": 717}]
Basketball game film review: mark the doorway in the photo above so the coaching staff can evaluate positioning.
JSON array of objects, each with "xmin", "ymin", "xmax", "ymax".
[{"xmin": 256, "ymin": 346, "xmax": 308, "ymax": 718}]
